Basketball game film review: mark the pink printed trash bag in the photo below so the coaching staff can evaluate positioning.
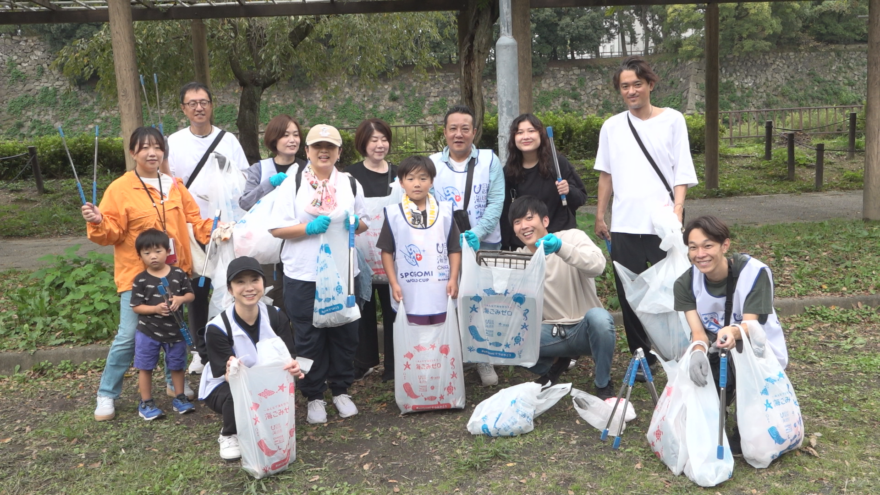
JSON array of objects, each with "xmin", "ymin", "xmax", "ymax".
[
  {"xmin": 394, "ymin": 298, "xmax": 466, "ymax": 413},
  {"xmin": 228, "ymin": 337, "xmax": 297, "ymax": 479}
]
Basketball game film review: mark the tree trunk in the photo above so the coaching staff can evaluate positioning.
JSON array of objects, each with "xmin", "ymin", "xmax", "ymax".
[
  {"xmin": 618, "ymin": 13, "xmax": 628, "ymax": 56},
  {"xmin": 639, "ymin": 7, "xmax": 650, "ymax": 55},
  {"xmin": 458, "ymin": 0, "xmax": 498, "ymax": 145},
  {"xmin": 236, "ymin": 83, "xmax": 265, "ymax": 164}
]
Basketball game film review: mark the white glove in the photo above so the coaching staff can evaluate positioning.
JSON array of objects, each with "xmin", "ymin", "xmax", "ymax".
[{"xmin": 744, "ymin": 320, "xmax": 767, "ymax": 358}]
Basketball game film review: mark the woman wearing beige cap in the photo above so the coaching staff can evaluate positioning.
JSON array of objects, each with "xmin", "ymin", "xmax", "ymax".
[{"xmin": 269, "ymin": 124, "xmax": 369, "ymax": 425}]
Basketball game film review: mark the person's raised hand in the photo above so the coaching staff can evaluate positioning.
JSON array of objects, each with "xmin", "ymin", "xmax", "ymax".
[
  {"xmin": 81, "ymin": 203, "xmax": 102, "ymax": 224},
  {"xmin": 594, "ymin": 217, "xmax": 610, "ymax": 241},
  {"xmin": 716, "ymin": 327, "xmax": 738, "ymax": 350},
  {"xmin": 536, "ymin": 233, "xmax": 562, "ymax": 254},
  {"xmin": 269, "ymin": 172, "xmax": 288, "ymax": 188},
  {"xmin": 305, "ymin": 215, "xmax": 331, "ymax": 236},
  {"xmin": 688, "ymin": 348, "xmax": 710, "ymax": 387},
  {"xmin": 168, "ymin": 295, "xmax": 183, "ymax": 312},
  {"xmin": 462, "ymin": 230, "xmax": 480, "ymax": 251}
]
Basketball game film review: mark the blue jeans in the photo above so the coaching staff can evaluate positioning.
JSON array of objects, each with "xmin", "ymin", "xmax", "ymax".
[
  {"xmin": 480, "ymin": 241, "xmax": 501, "ymax": 251},
  {"xmin": 527, "ymin": 307, "xmax": 616, "ymax": 388},
  {"xmin": 97, "ymin": 291, "xmax": 173, "ymax": 399}
]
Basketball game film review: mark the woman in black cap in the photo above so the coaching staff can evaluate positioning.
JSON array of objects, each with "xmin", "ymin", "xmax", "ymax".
[{"xmin": 198, "ymin": 256, "xmax": 303, "ymax": 461}]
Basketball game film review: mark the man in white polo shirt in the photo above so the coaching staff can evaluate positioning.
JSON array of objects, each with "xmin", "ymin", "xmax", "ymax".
[
  {"xmin": 430, "ymin": 105, "xmax": 505, "ymax": 387},
  {"xmin": 164, "ymin": 82, "xmax": 250, "ymax": 374},
  {"xmin": 594, "ymin": 57, "xmax": 698, "ymax": 375}
]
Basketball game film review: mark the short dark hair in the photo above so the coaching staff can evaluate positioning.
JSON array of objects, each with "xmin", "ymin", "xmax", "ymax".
[
  {"xmin": 129, "ymin": 126, "xmax": 166, "ymax": 154},
  {"xmin": 264, "ymin": 114, "xmax": 302, "ymax": 155},
  {"xmin": 683, "ymin": 215, "xmax": 730, "ymax": 246},
  {"xmin": 135, "ymin": 228, "xmax": 170, "ymax": 253},
  {"xmin": 612, "ymin": 57, "xmax": 660, "ymax": 91},
  {"xmin": 444, "ymin": 105, "xmax": 476, "ymax": 128},
  {"xmin": 179, "ymin": 82, "xmax": 213, "ymax": 104},
  {"xmin": 354, "ymin": 119, "xmax": 393, "ymax": 157},
  {"xmin": 397, "ymin": 155, "xmax": 436, "ymax": 181},
  {"xmin": 508, "ymin": 195, "xmax": 549, "ymax": 225}
]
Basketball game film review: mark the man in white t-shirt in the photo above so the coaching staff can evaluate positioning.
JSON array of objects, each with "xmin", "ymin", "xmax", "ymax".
[
  {"xmin": 429, "ymin": 105, "xmax": 505, "ymax": 387},
  {"xmin": 164, "ymin": 82, "xmax": 251, "ymax": 374},
  {"xmin": 593, "ymin": 57, "xmax": 698, "ymax": 374}
]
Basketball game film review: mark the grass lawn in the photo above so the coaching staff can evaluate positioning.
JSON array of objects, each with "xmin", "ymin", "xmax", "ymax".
[{"xmin": 0, "ymin": 305, "xmax": 877, "ymax": 494}]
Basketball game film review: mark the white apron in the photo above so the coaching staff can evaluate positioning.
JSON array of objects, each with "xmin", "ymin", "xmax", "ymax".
[{"xmin": 431, "ymin": 149, "xmax": 500, "ymax": 244}]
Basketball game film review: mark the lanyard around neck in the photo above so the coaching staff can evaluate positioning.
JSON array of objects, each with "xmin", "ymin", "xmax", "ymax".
[{"xmin": 134, "ymin": 170, "xmax": 168, "ymax": 232}]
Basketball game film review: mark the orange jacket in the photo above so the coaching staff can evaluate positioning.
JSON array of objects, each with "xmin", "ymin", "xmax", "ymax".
[{"xmin": 87, "ymin": 171, "xmax": 214, "ymax": 293}]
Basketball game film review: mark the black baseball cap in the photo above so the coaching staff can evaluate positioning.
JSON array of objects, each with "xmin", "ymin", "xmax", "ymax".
[{"xmin": 226, "ymin": 256, "xmax": 265, "ymax": 284}]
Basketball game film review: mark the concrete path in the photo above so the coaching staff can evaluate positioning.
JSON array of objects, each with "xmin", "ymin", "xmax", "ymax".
[{"xmin": 0, "ymin": 190, "xmax": 865, "ymax": 271}]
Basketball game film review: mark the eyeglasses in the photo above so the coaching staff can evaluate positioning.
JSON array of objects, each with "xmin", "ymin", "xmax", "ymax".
[{"xmin": 183, "ymin": 100, "xmax": 212, "ymax": 109}]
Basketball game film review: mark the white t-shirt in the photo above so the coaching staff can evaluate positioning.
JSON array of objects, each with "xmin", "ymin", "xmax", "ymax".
[
  {"xmin": 594, "ymin": 109, "xmax": 698, "ymax": 235},
  {"xmin": 139, "ymin": 174, "xmax": 174, "ymax": 199},
  {"xmin": 450, "ymin": 157, "xmax": 468, "ymax": 172},
  {"xmin": 268, "ymin": 171, "xmax": 369, "ymax": 282},
  {"xmin": 167, "ymin": 126, "xmax": 250, "ymax": 217}
]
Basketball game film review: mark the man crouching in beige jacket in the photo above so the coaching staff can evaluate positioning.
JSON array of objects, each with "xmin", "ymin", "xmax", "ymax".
[{"xmin": 511, "ymin": 195, "xmax": 617, "ymax": 399}]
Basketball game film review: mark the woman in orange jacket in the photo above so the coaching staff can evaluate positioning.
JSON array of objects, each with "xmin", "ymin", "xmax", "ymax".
[{"xmin": 82, "ymin": 126, "xmax": 226, "ymax": 422}]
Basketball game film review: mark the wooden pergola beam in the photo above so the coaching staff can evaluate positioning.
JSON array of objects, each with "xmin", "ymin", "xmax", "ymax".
[
  {"xmin": 28, "ymin": 0, "xmax": 60, "ymax": 11},
  {"xmin": 107, "ymin": 0, "xmax": 142, "ymax": 170},
  {"xmin": 134, "ymin": 0, "xmax": 155, "ymax": 9},
  {"xmin": 866, "ymin": 0, "xmax": 880, "ymax": 220},
  {"xmin": 0, "ymin": 0, "xmax": 797, "ymax": 25}
]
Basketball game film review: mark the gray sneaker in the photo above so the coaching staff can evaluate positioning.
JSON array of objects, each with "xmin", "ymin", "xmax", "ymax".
[{"xmin": 476, "ymin": 363, "xmax": 498, "ymax": 386}]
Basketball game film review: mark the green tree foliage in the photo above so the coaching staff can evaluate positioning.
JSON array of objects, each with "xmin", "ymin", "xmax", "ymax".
[
  {"xmin": 54, "ymin": 14, "xmax": 451, "ymax": 163},
  {"xmin": 805, "ymin": 0, "xmax": 869, "ymax": 44},
  {"xmin": 531, "ymin": 8, "xmax": 608, "ymax": 68}
]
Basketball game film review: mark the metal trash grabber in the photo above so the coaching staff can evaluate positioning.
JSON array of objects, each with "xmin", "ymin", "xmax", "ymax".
[
  {"xmin": 545, "ymin": 126, "xmax": 567, "ymax": 206},
  {"xmin": 613, "ymin": 355, "xmax": 641, "ymax": 449},
  {"xmin": 139, "ymin": 74, "xmax": 156, "ymax": 128},
  {"xmin": 601, "ymin": 356, "xmax": 635, "ymax": 441},
  {"xmin": 57, "ymin": 126, "xmax": 87, "ymax": 205},
  {"xmin": 199, "ymin": 209, "xmax": 222, "ymax": 288},
  {"xmin": 92, "ymin": 125, "xmax": 99, "ymax": 205},
  {"xmin": 157, "ymin": 282, "xmax": 195, "ymax": 349},
  {"xmin": 346, "ymin": 214, "xmax": 357, "ymax": 308},
  {"xmin": 717, "ymin": 336, "xmax": 729, "ymax": 460},
  {"xmin": 636, "ymin": 348, "xmax": 659, "ymax": 406},
  {"xmin": 153, "ymin": 73, "xmax": 164, "ymax": 135}
]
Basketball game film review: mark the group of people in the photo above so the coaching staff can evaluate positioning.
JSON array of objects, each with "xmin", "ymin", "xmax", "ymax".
[{"xmin": 80, "ymin": 57, "xmax": 789, "ymax": 462}]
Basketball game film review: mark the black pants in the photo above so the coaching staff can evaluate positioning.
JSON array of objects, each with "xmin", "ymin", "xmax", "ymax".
[
  {"xmin": 284, "ymin": 277, "xmax": 360, "ymax": 401},
  {"xmin": 610, "ymin": 232, "xmax": 667, "ymax": 365},
  {"xmin": 205, "ymin": 381, "xmax": 236, "ymax": 435},
  {"xmin": 353, "ymin": 283, "xmax": 396, "ymax": 377},
  {"xmin": 189, "ymin": 276, "xmax": 211, "ymax": 363},
  {"xmin": 263, "ymin": 263, "xmax": 286, "ymax": 312}
]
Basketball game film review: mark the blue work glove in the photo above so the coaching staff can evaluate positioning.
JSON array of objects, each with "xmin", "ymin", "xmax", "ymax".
[
  {"xmin": 305, "ymin": 215, "xmax": 331, "ymax": 236},
  {"xmin": 343, "ymin": 211, "xmax": 360, "ymax": 231},
  {"xmin": 688, "ymin": 348, "xmax": 710, "ymax": 387},
  {"xmin": 269, "ymin": 172, "xmax": 288, "ymax": 187},
  {"xmin": 535, "ymin": 233, "xmax": 562, "ymax": 254},
  {"xmin": 461, "ymin": 230, "xmax": 480, "ymax": 251}
]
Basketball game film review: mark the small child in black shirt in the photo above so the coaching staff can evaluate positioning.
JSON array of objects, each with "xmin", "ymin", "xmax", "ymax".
[{"xmin": 130, "ymin": 229, "xmax": 196, "ymax": 420}]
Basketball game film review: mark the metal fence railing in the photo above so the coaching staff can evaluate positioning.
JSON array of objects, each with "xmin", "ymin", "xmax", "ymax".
[{"xmin": 720, "ymin": 105, "xmax": 862, "ymax": 145}]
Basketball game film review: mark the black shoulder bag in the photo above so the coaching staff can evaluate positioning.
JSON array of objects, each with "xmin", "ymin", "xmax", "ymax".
[
  {"xmin": 626, "ymin": 114, "xmax": 684, "ymax": 223},
  {"xmin": 185, "ymin": 130, "xmax": 227, "ymax": 189},
  {"xmin": 452, "ymin": 156, "xmax": 477, "ymax": 232}
]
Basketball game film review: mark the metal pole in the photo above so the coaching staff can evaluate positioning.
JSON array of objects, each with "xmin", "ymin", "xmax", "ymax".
[
  {"xmin": 787, "ymin": 133, "xmax": 796, "ymax": 181},
  {"xmin": 849, "ymin": 112, "xmax": 857, "ymax": 160},
  {"xmin": 495, "ymin": 0, "xmax": 519, "ymax": 166},
  {"xmin": 765, "ymin": 120, "xmax": 773, "ymax": 161},
  {"xmin": 28, "ymin": 146, "xmax": 44, "ymax": 195},
  {"xmin": 815, "ymin": 143, "xmax": 825, "ymax": 191}
]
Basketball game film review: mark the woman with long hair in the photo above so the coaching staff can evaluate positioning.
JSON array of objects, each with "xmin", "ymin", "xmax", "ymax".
[{"xmin": 500, "ymin": 114, "xmax": 588, "ymax": 250}]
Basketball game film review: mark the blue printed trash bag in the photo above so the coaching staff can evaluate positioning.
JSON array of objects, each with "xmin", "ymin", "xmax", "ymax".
[
  {"xmin": 313, "ymin": 234, "xmax": 360, "ymax": 328},
  {"xmin": 457, "ymin": 243, "xmax": 545, "ymax": 367},
  {"xmin": 466, "ymin": 382, "xmax": 570, "ymax": 437},
  {"xmin": 731, "ymin": 329, "xmax": 803, "ymax": 468}
]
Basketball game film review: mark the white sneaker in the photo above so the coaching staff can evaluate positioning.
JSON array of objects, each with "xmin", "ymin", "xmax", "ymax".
[
  {"xmin": 568, "ymin": 359, "xmax": 577, "ymax": 371},
  {"xmin": 477, "ymin": 363, "xmax": 498, "ymax": 386},
  {"xmin": 94, "ymin": 396, "xmax": 115, "ymax": 421},
  {"xmin": 218, "ymin": 434, "xmax": 241, "ymax": 460},
  {"xmin": 167, "ymin": 380, "xmax": 195, "ymax": 400},
  {"xmin": 188, "ymin": 352, "xmax": 205, "ymax": 375},
  {"xmin": 332, "ymin": 394, "xmax": 359, "ymax": 419},
  {"xmin": 307, "ymin": 400, "xmax": 328, "ymax": 424}
]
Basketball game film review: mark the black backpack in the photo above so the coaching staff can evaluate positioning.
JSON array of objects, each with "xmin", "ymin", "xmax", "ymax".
[{"xmin": 218, "ymin": 306, "xmax": 287, "ymax": 350}]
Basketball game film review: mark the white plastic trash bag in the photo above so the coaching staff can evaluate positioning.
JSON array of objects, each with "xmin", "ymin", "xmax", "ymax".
[
  {"xmin": 647, "ymin": 344, "xmax": 733, "ymax": 487},
  {"xmin": 467, "ymin": 382, "xmax": 571, "ymax": 437},
  {"xmin": 356, "ymin": 181, "xmax": 402, "ymax": 283},
  {"xmin": 234, "ymin": 189, "xmax": 283, "ymax": 264},
  {"xmin": 458, "ymin": 243, "xmax": 545, "ymax": 367},
  {"xmin": 394, "ymin": 298, "xmax": 465, "ymax": 414},
  {"xmin": 571, "ymin": 388, "xmax": 636, "ymax": 434},
  {"xmin": 192, "ymin": 152, "xmax": 248, "ymax": 223},
  {"xmin": 613, "ymin": 209, "xmax": 691, "ymax": 361},
  {"xmin": 313, "ymin": 226, "xmax": 360, "ymax": 328},
  {"xmin": 732, "ymin": 330, "xmax": 803, "ymax": 469},
  {"xmin": 228, "ymin": 337, "xmax": 296, "ymax": 479},
  {"xmin": 207, "ymin": 225, "xmax": 236, "ymax": 320}
]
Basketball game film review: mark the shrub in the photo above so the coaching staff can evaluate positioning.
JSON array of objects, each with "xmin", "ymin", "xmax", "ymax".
[{"xmin": 0, "ymin": 135, "xmax": 127, "ymax": 180}]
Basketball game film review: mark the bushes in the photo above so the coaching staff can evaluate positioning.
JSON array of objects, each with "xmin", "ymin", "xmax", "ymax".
[{"xmin": 0, "ymin": 135, "xmax": 126, "ymax": 180}]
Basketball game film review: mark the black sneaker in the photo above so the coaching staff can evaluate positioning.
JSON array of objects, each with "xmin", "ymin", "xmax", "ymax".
[
  {"xmin": 595, "ymin": 383, "xmax": 615, "ymax": 400},
  {"xmin": 534, "ymin": 357, "xmax": 573, "ymax": 388},
  {"xmin": 353, "ymin": 367, "xmax": 374, "ymax": 382}
]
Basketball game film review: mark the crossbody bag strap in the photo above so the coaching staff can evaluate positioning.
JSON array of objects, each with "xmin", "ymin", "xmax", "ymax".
[
  {"xmin": 461, "ymin": 155, "xmax": 477, "ymax": 211},
  {"xmin": 185, "ymin": 130, "xmax": 226, "ymax": 189},
  {"xmin": 626, "ymin": 114, "xmax": 674, "ymax": 204},
  {"xmin": 723, "ymin": 258, "xmax": 737, "ymax": 327},
  {"xmin": 219, "ymin": 311, "xmax": 235, "ymax": 350}
]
